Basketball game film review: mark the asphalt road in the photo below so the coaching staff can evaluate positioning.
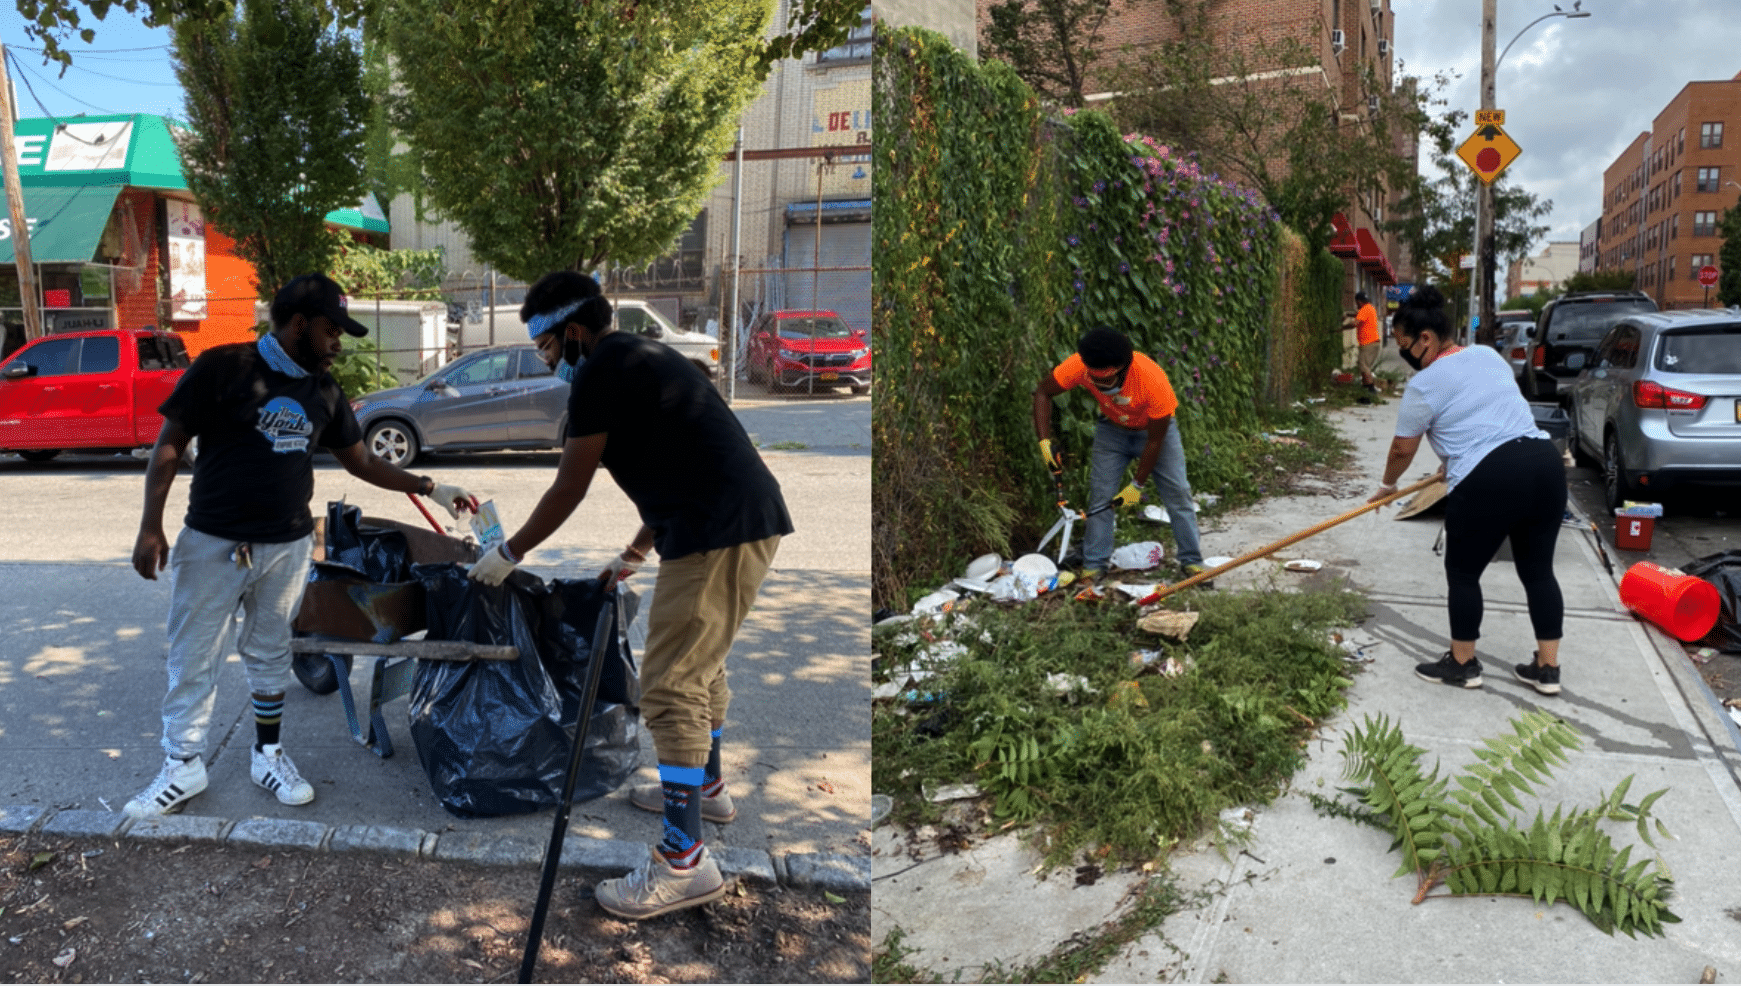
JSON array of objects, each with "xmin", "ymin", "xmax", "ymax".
[{"xmin": 0, "ymin": 390, "xmax": 870, "ymax": 862}]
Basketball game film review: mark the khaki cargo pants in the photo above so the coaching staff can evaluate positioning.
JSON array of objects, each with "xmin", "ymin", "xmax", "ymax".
[{"xmin": 639, "ymin": 535, "xmax": 780, "ymax": 768}]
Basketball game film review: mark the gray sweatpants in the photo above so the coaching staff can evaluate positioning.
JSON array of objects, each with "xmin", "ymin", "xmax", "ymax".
[{"xmin": 159, "ymin": 528, "xmax": 313, "ymax": 759}]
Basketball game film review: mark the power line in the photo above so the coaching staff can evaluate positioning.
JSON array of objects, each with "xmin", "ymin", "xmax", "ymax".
[
  {"xmin": 61, "ymin": 62, "xmax": 181, "ymax": 87},
  {"xmin": 7, "ymin": 50, "xmax": 124, "ymax": 117},
  {"xmin": 12, "ymin": 44, "xmax": 171, "ymax": 54}
]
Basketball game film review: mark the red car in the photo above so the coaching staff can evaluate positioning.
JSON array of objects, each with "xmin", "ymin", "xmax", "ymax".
[
  {"xmin": 0, "ymin": 329, "xmax": 189, "ymax": 461},
  {"xmin": 745, "ymin": 310, "xmax": 871, "ymax": 395}
]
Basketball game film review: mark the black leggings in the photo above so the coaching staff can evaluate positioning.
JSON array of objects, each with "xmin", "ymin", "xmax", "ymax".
[{"xmin": 1443, "ymin": 437, "xmax": 1567, "ymax": 643}]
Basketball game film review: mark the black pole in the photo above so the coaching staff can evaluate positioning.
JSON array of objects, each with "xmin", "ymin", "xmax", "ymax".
[{"xmin": 519, "ymin": 585, "xmax": 617, "ymax": 984}]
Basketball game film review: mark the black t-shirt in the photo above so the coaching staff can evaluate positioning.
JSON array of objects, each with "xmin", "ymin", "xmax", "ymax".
[
  {"xmin": 566, "ymin": 332, "xmax": 792, "ymax": 560},
  {"xmin": 159, "ymin": 342, "xmax": 363, "ymax": 543}
]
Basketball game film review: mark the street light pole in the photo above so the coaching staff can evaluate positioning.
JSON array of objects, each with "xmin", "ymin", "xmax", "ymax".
[{"xmin": 1473, "ymin": 3, "xmax": 1592, "ymax": 346}]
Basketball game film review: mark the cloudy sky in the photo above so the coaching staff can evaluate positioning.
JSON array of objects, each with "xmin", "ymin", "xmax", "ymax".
[{"xmin": 1395, "ymin": 1, "xmax": 1740, "ymax": 249}]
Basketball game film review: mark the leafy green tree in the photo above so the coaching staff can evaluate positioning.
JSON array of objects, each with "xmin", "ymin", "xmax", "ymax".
[
  {"xmin": 378, "ymin": 0, "xmax": 777, "ymax": 281},
  {"xmin": 171, "ymin": 0, "xmax": 370, "ymax": 299},
  {"xmin": 327, "ymin": 232, "xmax": 446, "ymax": 300},
  {"xmin": 981, "ymin": 0, "xmax": 1120, "ymax": 108},
  {"xmin": 1561, "ymin": 269, "xmax": 1637, "ymax": 293},
  {"xmin": 1718, "ymin": 200, "xmax": 1741, "ymax": 306},
  {"xmin": 1107, "ymin": 1, "xmax": 1449, "ymax": 249},
  {"xmin": 19, "ymin": 0, "xmax": 864, "ymax": 75}
]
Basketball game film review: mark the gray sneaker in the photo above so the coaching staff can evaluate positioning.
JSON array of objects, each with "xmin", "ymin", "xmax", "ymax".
[
  {"xmin": 595, "ymin": 845, "xmax": 729, "ymax": 920},
  {"xmin": 629, "ymin": 782, "xmax": 737, "ymax": 823},
  {"xmin": 124, "ymin": 755, "xmax": 208, "ymax": 818}
]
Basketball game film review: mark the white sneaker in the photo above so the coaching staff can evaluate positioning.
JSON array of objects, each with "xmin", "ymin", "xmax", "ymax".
[
  {"xmin": 250, "ymin": 744, "xmax": 315, "ymax": 806},
  {"xmin": 124, "ymin": 755, "xmax": 208, "ymax": 818},
  {"xmin": 595, "ymin": 845, "xmax": 729, "ymax": 920}
]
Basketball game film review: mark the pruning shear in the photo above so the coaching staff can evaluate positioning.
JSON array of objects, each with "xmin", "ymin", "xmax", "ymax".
[{"xmin": 1035, "ymin": 468, "xmax": 1118, "ymax": 564}]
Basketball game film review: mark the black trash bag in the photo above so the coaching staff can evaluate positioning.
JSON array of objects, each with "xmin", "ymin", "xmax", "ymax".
[
  {"xmin": 323, "ymin": 502, "xmax": 414, "ymax": 582},
  {"xmin": 407, "ymin": 564, "xmax": 641, "ymax": 818},
  {"xmin": 1683, "ymin": 550, "xmax": 1741, "ymax": 653}
]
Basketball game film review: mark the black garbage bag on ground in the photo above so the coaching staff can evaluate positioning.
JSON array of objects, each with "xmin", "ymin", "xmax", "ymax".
[
  {"xmin": 1684, "ymin": 550, "xmax": 1741, "ymax": 653},
  {"xmin": 408, "ymin": 565, "xmax": 641, "ymax": 818}
]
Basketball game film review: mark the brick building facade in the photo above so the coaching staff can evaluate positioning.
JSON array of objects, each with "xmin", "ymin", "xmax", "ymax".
[
  {"xmin": 973, "ymin": 0, "xmax": 1410, "ymax": 297},
  {"xmin": 1597, "ymin": 70, "xmax": 1741, "ymax": 309}
]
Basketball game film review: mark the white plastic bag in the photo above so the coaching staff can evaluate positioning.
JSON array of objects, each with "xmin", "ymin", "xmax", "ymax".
[{"xmin": 1110, "ymin": 541, "xmax": 1167, "ymax": 571}]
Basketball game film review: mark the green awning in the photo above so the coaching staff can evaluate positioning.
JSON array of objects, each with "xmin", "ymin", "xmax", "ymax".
[{"xmin": 0, "ymin": 185, "xmax": 122, "ymax": 264}]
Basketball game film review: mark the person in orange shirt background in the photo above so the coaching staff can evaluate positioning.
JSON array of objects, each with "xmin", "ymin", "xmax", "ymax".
[
  {"xmin": 1354, "ymin": 290, "xmax": 1381, "ymax": 395},
  {"xmin": 1033, "ymin": 326, "xmax": 1207, "ymax": 582}
]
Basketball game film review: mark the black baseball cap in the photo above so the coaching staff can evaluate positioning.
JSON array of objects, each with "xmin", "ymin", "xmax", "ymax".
[
  {"xmin": 271, "ymin": 274, "xmax": 369, "ymax": 337},
  {"xmin": 1354, "ymin": 290, "xmax": 1370, "ymax": 303}
]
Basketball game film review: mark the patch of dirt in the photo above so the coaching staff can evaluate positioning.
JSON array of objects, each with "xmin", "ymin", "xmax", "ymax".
[{"xmin": 0, "ymin": 835, "xmax": 868, "ymax": 983}]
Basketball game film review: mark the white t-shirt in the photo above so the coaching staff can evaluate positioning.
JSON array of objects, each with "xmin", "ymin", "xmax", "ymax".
[{"xmin": 1394, "ymin": 345, "xmax": 1548, "ymax": 489}]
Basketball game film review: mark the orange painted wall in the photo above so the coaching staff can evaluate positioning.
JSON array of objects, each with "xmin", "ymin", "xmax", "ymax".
[{"xmin": 186, "ymin": 224, "xmax": 262, "ymax": 355}]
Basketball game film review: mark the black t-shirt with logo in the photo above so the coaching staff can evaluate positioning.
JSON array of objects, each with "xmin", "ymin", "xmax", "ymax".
[
  {"xmin": 159, "ymin": 342, "xmax": 362, "ymax": 543},
  {"xmin": 566, "ymin": 332, "xmax": 792, "ymax": 560}
]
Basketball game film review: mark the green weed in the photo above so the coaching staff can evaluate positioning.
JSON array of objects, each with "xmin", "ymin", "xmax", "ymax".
[{"xmin": 872, "ymin": 584, "xmax": 1366, "ymax": 868}]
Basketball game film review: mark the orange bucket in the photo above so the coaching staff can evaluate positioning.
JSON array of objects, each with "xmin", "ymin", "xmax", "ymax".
[{"xmin": 1618, "ymin": 562, "xmax": 1721, "ymax": 642}]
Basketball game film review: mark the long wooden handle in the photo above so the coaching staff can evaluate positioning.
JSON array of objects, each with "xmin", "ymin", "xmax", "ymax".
[{"xmin": 1135, "ymin": 476, "xmax": 1442, "ymax": 605}]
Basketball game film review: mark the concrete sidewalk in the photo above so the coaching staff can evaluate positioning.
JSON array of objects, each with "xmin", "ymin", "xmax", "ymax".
[
  {"xmin": 0, "ymin": 397, "xmax": 871, "ymax": 890},
  {"xmin": 872, "ymin": 392, "xmax": 1741, "ymax": 981}
]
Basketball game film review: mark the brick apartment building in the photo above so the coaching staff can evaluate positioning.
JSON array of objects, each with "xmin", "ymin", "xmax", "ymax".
[
  {"xmin": 974, "ymin": 0, "xmax": 1412, "ymax": 298},
  {"xmin": 1597, "ymin": 69, "xmax": 1741, "ymax": 309}
]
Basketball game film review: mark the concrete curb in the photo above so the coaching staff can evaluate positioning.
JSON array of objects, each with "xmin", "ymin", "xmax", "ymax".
[{"xmin": 0, "ymin": 806, "xmax": 873, "ymax": 893}]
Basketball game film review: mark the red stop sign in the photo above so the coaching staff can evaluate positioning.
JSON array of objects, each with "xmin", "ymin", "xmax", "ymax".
[{"xmin": 1700, "ymin": 265, "xmax": 1720, "ymax": 287}]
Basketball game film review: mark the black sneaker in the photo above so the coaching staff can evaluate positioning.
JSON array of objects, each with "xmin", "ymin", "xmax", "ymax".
[
  {"xmin": 1513, "ymin": 655, "xmax": 1561, "ymax": 696},
  {"xmin": 1415, "ymin": 651, "xmax": 1483, "ymax": 689}
]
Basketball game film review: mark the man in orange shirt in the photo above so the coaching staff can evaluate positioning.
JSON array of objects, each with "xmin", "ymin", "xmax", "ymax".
[
  {"xmin": 1355, "ymin": 290, "xmax": 1381, "ymax": 394},
  {"xmin": 1033, "ymin": 327, "xmax": 1206, "ymax": 580}
]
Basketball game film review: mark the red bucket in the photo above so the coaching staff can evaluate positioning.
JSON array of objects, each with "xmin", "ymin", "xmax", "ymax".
[{"xmin": 1618, "ymin": 562, "xmax": 1720, "ymax": 642}]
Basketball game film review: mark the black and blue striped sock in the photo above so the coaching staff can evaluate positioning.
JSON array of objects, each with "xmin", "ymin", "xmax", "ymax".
[
  {"xmin": 253, "ymin": 693, "xmax": 284, "ymax": 751},
  {"xmin": 656, "ymin": 763, "xmax": 705, "ymax": 868}
]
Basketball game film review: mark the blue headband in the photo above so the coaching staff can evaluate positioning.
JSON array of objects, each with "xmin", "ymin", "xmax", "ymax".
[{"xmin": 526, "ymin": 299, "xmax": 587, "ymax": 341}]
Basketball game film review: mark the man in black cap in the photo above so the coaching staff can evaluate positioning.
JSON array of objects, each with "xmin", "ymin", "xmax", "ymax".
[
  {"xmin": 1354, "ymin": 289, "xmax": 1381, "ymax": 395},
  {"xmin": 125, "ymin": 273, "xmax": 479, "ymax": 819}
]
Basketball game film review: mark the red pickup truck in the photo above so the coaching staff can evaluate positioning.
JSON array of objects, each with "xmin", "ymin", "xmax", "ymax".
[{"xmin": 0, "ymin": 328, "xmax": 190, "ymax": 462}]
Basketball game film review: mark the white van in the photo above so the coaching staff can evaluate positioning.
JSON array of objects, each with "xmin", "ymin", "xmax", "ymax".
[{"xmin": 456, "ymin": 297, "xmax": 719, "ymax": 378}]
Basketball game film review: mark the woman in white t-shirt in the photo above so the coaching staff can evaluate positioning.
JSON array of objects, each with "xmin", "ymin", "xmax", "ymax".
[{"xmin": 1366, "ymin": 285, "xmax": 1567, "ymax": 697}]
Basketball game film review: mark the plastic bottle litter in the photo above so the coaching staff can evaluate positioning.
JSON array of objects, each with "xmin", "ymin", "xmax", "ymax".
[{"xmin": 469, "ymin": 499, "xmax": 506, "ymax": 544}]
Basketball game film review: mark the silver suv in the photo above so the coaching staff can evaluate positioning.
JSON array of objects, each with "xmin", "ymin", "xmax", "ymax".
[{"xmin": 1566, "ymin": 308, "xmax": 1741, "ymax": 509}]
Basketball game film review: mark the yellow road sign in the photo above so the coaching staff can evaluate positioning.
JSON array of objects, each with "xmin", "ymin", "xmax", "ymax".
[
  {"xmin": 1457, "ymin": 123, "xmax": 1521, "ymax": 184},
  {"xmin": 1475, "ymin": 109, "xmax": 1505, "ymax": 126}
]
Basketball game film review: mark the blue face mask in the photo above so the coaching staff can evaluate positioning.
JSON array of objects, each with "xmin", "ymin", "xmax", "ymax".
[{"xmin": 556, "ymin": 358, "xmax": 579, "ymax": 383}]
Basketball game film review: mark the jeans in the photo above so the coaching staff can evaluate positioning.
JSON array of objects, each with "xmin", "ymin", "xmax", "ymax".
[
  {"xmin": 1086, "ymin": 418, "xmax": 1202, "ymax": 570},
  {"xmin": 159, "ymin": 528, "xmax": 314, "ymax": 759}
]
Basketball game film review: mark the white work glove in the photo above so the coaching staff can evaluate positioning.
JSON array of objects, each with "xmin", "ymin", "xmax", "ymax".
[
  {"xmin": 468, "ymin": 542, "xmax": 518, "ymax": 586},
  {"xmin": 600, "ymin": 551, "xmax": 642, "ymax": 591},
  {"xmin": 426, "ymin": 481, "xmax": 479, "ymax": 520}
]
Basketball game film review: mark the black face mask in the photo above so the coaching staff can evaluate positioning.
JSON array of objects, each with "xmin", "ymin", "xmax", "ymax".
[
  {"xmin": 563, "ymin": 338, "xmax": 582, "ymax": 366},
  {"xmin": 1399, "ymin": 337, "xmax": 1426, "ymax": 372}
]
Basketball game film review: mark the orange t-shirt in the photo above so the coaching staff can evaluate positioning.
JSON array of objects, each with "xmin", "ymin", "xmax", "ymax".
[
  {"xmin": 1355, "ymin": 302, "xmax": 1380, "ymax": 346},
  {"xmin": 1052, "ymin": 352, "xmax": 1178, "ymax": 429}
]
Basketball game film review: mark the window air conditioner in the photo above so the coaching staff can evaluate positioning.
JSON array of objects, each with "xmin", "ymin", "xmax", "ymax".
[
  {"xmin": 1370, "ymin": 0, "xmax": 1383, "ymax": 10},
  {"xmin": 1368, "ymin": 95, "xmax": 1380, "ymax": 114},
  {"xmin": 1378, "ymin": 39, "xmax": 1390, "ymax": 57},
  {"xmin": 1331, "ymin": 29, "xmax": 1346, "ymax": 55}
]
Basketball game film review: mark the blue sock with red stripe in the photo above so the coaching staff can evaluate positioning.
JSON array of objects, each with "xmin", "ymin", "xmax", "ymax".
[{"xmin": 656, "ymin": 763, "xmax": 705, "ymax": 868}]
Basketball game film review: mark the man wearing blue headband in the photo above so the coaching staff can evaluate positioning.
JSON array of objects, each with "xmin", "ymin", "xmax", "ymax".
[{"xmin": 469, "ymin": 271, "xmax": 792, "ymax": 920}]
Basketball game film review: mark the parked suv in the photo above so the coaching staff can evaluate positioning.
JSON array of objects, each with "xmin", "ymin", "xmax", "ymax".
[
  {"xmin": 745, "ymin": 310, "xmax": 871, "ymax": 394},
  {"xmin": 0, "ymin": 328, "xmax": 189, "ymax": 461},
  {"xmin": 1523, "ymin": 290, "xmax": 1656, "ymax": 401},
  {"xmin": 1565, "ymin": 309, "xmax": 1741, "ymax": 508},
  {"xmin": 1488, "ymin": 309, "xmax": 1537, "ymax": 386}
]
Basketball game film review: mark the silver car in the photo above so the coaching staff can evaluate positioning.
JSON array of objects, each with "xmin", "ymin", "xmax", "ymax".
[
  {"xmin": 351, "ymin": 344, "xmax": 567, "ymax": 467},
  {"xmin": 1566, "ymin": 309, "xmax": 1741, "ymax": 509}
]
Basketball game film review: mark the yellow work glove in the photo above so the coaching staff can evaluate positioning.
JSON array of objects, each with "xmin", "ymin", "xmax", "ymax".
[
  {"xmin": 1113, "ymin": 483, "xmax": 1142, "ymax": 508},
  {"xmin": 1039, "ymin": 438, "xmax": 1062, "ymax": 472}
]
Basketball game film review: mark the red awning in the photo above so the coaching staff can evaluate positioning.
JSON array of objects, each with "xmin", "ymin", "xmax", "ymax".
[
  {"xmin": 1329, "ymin": 212, "xmax": 1359, "ymax": 258},
  {"xmin": 1354, "ymin": 228, "xmax": 1396, "ymax": 285}
]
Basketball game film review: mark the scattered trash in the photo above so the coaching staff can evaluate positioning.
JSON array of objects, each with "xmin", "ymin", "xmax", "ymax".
[
  {"xmin": 1111, "ymin": 583, "xmax": 1163, "ymax": 600},
  {"xmin": 1270, "ymin": 428, "xmax": 1299, "ymax": 436},
  {"xmin": 1202, "ymin": 556, "xmax": 1234, "ymax": 568},
  {"xmin": 926, "ymin": 782, "xmax": 981, "ymax": 803},
  {"xmin": 1130, "ymin": 649, "xmax": 1192, "ymax": 676},
  {"xmin": 871, "ymin": 681, "xmax": 905, "ymax": 700},
  {"xmin": 1111, "ymin": 541, "xmax": 1167, "ymax": 570},
  {"xmin": 965, "ymin": 553, "xmax": 1003, "ymax": 580},
  {"xmin": 1142, "ymin": 504, "xmax": 1171, "ymax": 524},
  {"xmin": 52, "ymin": 948, "xmax": 75, "ymax": 969},
  {"xmin": 1138, "ymin": 609, "xmax": 1200, "ymax": 642},
  {"xmin": 1219, "ymin": 806, "xmax": 1255, "ymax": 834},
  {"xmin": 1262, "ymin": 433, "xmax": 1306, "ymax": 446},
  {"xmin": 1200, "ymin": 494, "xmax": 1220, "ymax": 507},
  {"xmin": 1011, "ymin": 553, "xmax": 1058, "ymax": 578},
  {"xmin": 874, "ymin": 612, "xmax": 915, "ymax": 628},
  {"xmin": 1046, "ymin": 672, "xmax": 1092, "ymax": 694},
  {"xmin": 1074, "ymin": 584, "xmax": 1107, "ymax": 602},
  {"xmin": 917, "ymin": 641, "xmax": 968, "ymax": 664},
  {"xmin": 1283, "ymin": 559, "xmax": 1324, "ymax": 572},
  {"xmin": 1689, "ymin": 648, "xmax": 1716, "ymax": 665},
  {"xmin": 1339, "ymin": 640, "xmax": 1375, "ymax": 664},
  {"xmin": 912, "ymin": 588, "xmax": 961, "ymax": 617},
  {"xmin": 871, "ymin": 794, "xmax": 893, "ymax": 826},
  {"xmin": 1106, "ymin": 680, "xmax": 1149, "ymax": 709}
]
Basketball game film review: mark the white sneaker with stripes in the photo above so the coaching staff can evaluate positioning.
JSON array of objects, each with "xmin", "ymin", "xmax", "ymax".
[
  {"xmin": 124, "ymin": 755, "xmax": 208, "ymax": 818},
  {"xmin": 250, "ymin": 744, "xmax": 315, "ymax": 805}
]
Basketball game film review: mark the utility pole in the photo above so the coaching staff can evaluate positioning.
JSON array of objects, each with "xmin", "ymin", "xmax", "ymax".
[
  {"xmin": 1476, "ymin": 0, "xmax": 1498, "ymax": 347},
  {"xmin": 0, "ymin": 44, "xmax": 41, "ymax": 341}
]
